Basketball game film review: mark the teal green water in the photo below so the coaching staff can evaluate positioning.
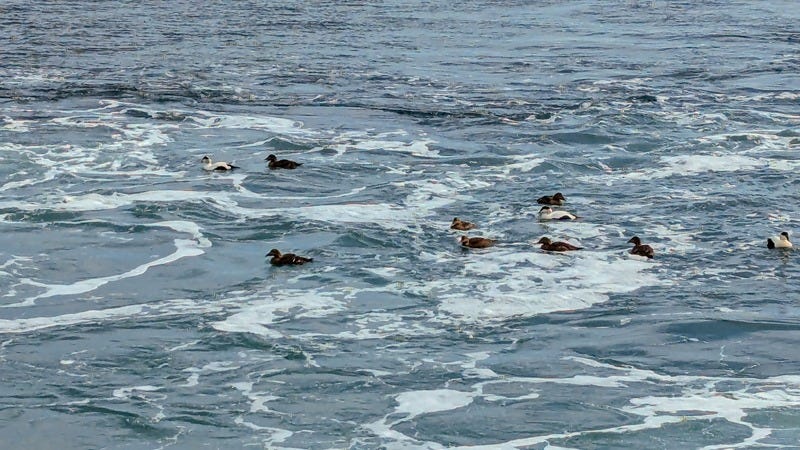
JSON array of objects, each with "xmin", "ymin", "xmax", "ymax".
[{"xmin": 1, "ymin": 1, "xmax": 799, "ymax": 448}]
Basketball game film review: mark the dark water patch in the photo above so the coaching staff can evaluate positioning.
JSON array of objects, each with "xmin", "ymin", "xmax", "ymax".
[
  {"xmin": 332, "ymin": 229, "xmax": 404, "ymax": 251},
  {"xmin": 129, "ymin": 203, "xmax": 166, "ymax": 220},
  {"xmin": 66, "ymin": 403, "xmax": 182, "ymax": 440},
  {"xmin": 664, "ymin": 319, "xmax": 800, "ymax": 341},
  {"xmin": 264, "ymin": 136, "xmax": 314, "ymax": 152},
  {"xmin": 549, "ymin": 131, "xmax": 617, "ymax": 146},
  {"xmin": 628, "ymin": 94, "xmax": 659, "ymax": 103},
  {"xmin": 406, "ymin": 391, "xmax": 637, "ymax": 446},
  {"xmin": 40, "ymin": 83, "xmax": 145, "ymax": 102},
  {"xmin": 662, "ymin": 67, "xmax": 709, "ymax": 80},
  {"xmin": 2, "ymin": 209, "xmax": 84, "ymax": 224},
  {"xmin": 776, "ymin": 129, "xmax": 800, "ymax": 138},
  {"xmin": 557, "ymin": 418, "xmax": 754, "ymax": 450},
  {"xmin": 172, "ymin": 198, "xmax": 248, "ymax": 223},
  {"xmin": 122, "ymin": 108, "xmax": 187, "ymax": 122},
  {"xmin": 357, "ymin": 104, "xmax": 495, "ymax": 122}
]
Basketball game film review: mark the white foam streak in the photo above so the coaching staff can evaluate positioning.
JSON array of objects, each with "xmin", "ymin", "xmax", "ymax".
[
  {"xmin": 0, "ymin": 168, "xmax": 59, "ymax": 192},
  {"xmin": 1, "ymin": 116, "xmax": 33, "ymax": 132},
  {"xmin": 499, "ymin": 156, "xmax": 546, "ymax": 175},
  {"xmin": 4, "ymin": 221, "xmax": 210, "ymax": 308},
  {"xmin": 212, "ymin": 289, "xmax": 347, "ymax": 338},
  {"xmin": 112, "ymin": 385, "xmax": 162, "ymax": 399},
  {"xmin": 296, "ymin": 311, "xmax": 444, "ymax": 341},
  {"xmin": 0, "ymin": 297, "xmax": 224, "ymax": 334},
  {"xmin": 586, "ymin": 149, "xmax": 800, "ymax": 184},
  {"xmin": 190, "ymin": 111, "xmax": 307, "ymax": 136},
  {"xmin": 0, "ymin": 304, "xmax": 145, "ymax": 333},
  {"xmin": 330, "ymin": 131, "xmax": 439, "ymax": 158},
  {"xmin": 396, "ymin": 389, "xmax": 475, "ymax": 418},
  {"xmin": 231, "ymin": 382, "xmax": 284, "ymax": 414},
  {"xmin": 181, "ymin": 362, "xmax": 241, "ymax": 387}
]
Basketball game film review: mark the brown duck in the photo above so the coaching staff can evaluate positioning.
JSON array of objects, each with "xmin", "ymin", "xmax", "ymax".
[
  {"xmin": 537, "ymin": 237, "xmax": 582, "ymax": 252},
  {"xmin": 536, "ymin": 192, "xmax": 566, "ymax": 206},
  {"xmin": 460, "ymin": 236, "xmax": 495, "ymax": 249},
  {"xmin": 627, "ymin": 236, "xmax": 654, "ymax": 258},
  {"xmin": 266, "ymin": 249, "xmax": 313, "ymax": 265},
  {"xmin": 451, "ymin": 217, "xmax": 476, "ymax": 231},
  {"xmin": 265, "ymin": 154, "xmax": 302, "ymax": 169}
]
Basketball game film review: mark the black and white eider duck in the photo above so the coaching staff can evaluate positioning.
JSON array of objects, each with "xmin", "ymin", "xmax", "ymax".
[
  {"xmin": 536, "ymin": 192, "xmax": 566, "ymax": 205},
  {"xmin": 451, "ymin": 217, "xmax": 476, "ymax": 231},
  {"xmin": 201, "ymin": 155, "xmax": 239, "ymax": 171},
  {"xmin": 536, "ymin": 237, "xmax": 582, "ymax": 252},
  {"xmin": 266, "ymin": 249, "xmax": 314, "ymax": 265},
  {"xmin": 459, "ymin": 236, "xmax": 495, "ymax": 249},
  {"xmin": 265, "ymin": 154, "xmax": 302, "ymax": 169},
  {"xmin": 627, "ymin": 236, "xmax": 655, "ymax": 259},
  {"xmin": 767, "ymin": 231, "xmax": 792, "ymax": 249},
  {"xmin": 537, "ymin": 206, "xmax": 577, "ymax": 221}
]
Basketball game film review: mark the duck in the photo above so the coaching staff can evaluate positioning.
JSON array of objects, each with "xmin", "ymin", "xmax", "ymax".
[
  {"xmin": 627, "ymin": 236, "xmax": 655, "ymax": 258},
  {"xmin": 265, "ymin": 249, "xmax": 314, "ymax": 265},
  {"xmin": 536, "ymin": 192, "xmax": 566, "ymax": 205},
  {"xmin": 536, "ymin": 237, "xmax": 582, "ymax": 252},
  {"xmin": 451, "ymin": 217, "xmax": 476, "ymax": 231},
  {"xmin": 767, "ymin": 231, "xmax": 792, "ymax": 249},
  {"xmin": 459, "ymin": 236, "xmax": 495, "ymax": 249},
  {"xmin": 265, "ymin": 154, "xmax": 302, "ymax": 169},
  {"xmin": 537, "ymin": 206, "xmax": 577, "ymax": 221},
  {"xmin": 201, "ymin": 155, "xmax": 239, "ymax": 171}
]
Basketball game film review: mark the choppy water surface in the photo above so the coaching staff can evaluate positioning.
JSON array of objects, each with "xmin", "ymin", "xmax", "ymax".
[{"xmin": 1, "ymin": 1, "xmax": 799, "ymax": 448}]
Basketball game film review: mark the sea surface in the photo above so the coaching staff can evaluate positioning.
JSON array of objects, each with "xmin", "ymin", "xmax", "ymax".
[{"xmin": 1, "ymin": 1, "xmax": 799, "ymax": 449}]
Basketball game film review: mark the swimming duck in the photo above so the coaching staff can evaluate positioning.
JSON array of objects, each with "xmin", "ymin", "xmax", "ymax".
[
  {"xmin": 537, "ymin": 206, "xmax": 577, "ymax": 221},
  {"xmin": 201, "ymin": 155, "xmax": 239, "ymax": 171},
  {"xmin": 459, "ymin": 236, "xmax": 495, "ymax": 249},
  {"xmin": 536, "ymin": 192, "xmax": 566, "ymax": 205},
  {"xmin": 451, "ymin": 217, "xmax": 476, "ymax": 231},
  {"xmin": 767, "ymin": 231, "xmax": 792, "ymax": 249},
  {"xmin": 536, "ymin": 237, "xmax": 582, "ymax": 252},
  {"xmin": 265, "ymin": 154, "xmax": 302, "ymax": 169},
  {"xmin": 627, "ymin": 236, "xmax": 655, "ymax": 258},
  {"xmin": 265, "ymin": 249, "xmax": 314, "ymax": 265}
]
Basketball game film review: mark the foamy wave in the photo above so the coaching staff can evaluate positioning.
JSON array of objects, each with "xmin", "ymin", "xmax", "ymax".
[
  {"xmin": 365, "ymin": 354, "xmax": 800, "ymax": 449},
  {"xmin": 1, "ymin": 116, "xmax": 33, "ymax": 132},
  {"xmin": 499, "ymin": 155, "xmax": 546, "ymax": 175},
  {"xmin": 296, "ymin": 311, "xmax": 445, "ymax": 341},
  {"xmin": 330, "ymin": 130, "xmax": 439, "ymax": 158},
  {"xmin": 432, "ymin": 249, "xmax": 661, "ymax": 323},
  {"xmin": 590, "ymin": 153, "xmax": 800, "ymax": 183},
  {"xmin": 212, "ymin": 289, "xmax": 348, "ymax": 338}
]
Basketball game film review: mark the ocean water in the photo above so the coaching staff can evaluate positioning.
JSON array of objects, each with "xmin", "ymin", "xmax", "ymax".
[{"xmin": 1, "ymin": 1, "xmax": 799, "ymax": 448}]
